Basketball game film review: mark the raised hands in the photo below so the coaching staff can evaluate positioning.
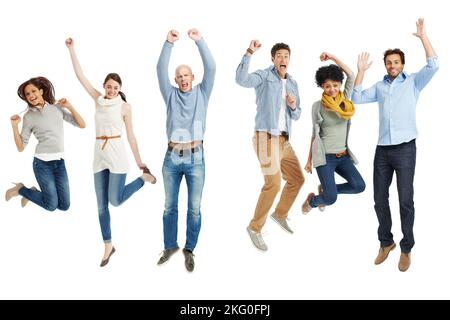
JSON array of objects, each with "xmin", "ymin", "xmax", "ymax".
[
  {"xmin": 413, "ymin": 18, "xmax": 426, "ymax": 39},
  {"xmin": 188, "ymin": 28, "xmax": 202, "ymax": 41},
  {"xmin": 56, "ymin": 98, "xmax": 73, "ymax": 110},
  {"xmin": 319, "ymin": 52, "xmax": 336, "ymax": 62},
  {"xmin": 167, "ymin": 30, "xmax": 180, "ymax": 43},
  {"xmin": 65, "ymin": 37, "xmax": 74, "ymax": 48},
  {"xmin": 10, "ymin": 115, "xmax": 21, "ymax": 126},
  {"xmin": 357, "ymin": 52, "xmax": 373, "ymax": 72},
  {"xmin": 248, "ymin": 40, "xmax": 262, "ymax": 53}
]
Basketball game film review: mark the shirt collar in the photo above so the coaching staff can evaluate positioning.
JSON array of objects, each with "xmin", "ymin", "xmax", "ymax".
[
  {"xmin": 270, "ymin": 66, "xmax": 291, "ymax": 81},
  {"xmin": 383, "ymin": 71, "xmax": 407, "ymax": 84}
]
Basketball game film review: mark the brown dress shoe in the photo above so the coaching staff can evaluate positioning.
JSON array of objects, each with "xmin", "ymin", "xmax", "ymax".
[
  {"xmin": 374, "ymin": 243, "xmax": 396, "ymax": 265},
  {"xmin": 398, "ymin": 252, "xmax": 411, "ymax": 272}
]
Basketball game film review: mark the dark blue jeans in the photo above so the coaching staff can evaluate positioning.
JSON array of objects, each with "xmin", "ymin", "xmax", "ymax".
[
  {"xmin": 310, "ymin": 154, "xmax": 365, "ymax": 208},
  {"xmin": 19, "ymin": 157, "xmax": 70, "ymax": 211},
  {"xmin": 374, "ymin": 139, "xmax": 416, "ymax": 253}
]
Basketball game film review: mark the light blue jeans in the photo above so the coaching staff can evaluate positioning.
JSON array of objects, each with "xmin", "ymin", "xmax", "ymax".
[
  {"xmin": 94, "ymin": 169, "xmax": 144, "ymax": 243},
  {"xmin": 162, "ymin": 147, "xmax": 205, "ymax": 252}
]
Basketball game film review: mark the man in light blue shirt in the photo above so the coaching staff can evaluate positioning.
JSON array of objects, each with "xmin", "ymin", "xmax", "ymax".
[
  {"xmin": 236, "ymin": 40, "xmax": 304, "ymax": 251},
  {"xmin": 352, "ymin": 19, "xmax": 439, "ymax": 272},
  {"xmin": 156, "ymin": 29, "xmax": 216, "ymax": 272}
]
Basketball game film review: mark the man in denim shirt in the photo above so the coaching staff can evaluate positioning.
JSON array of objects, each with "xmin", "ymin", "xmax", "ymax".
[
  {"xmin": 236, "ymin": 40, "xmax": 304, "ymax": 251},
  {"xmin": 352, "ymin": 19, "xmax": 439, "ymax": 272}
]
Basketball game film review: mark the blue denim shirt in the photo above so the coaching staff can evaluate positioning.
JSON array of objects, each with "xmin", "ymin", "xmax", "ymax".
[
  {"xmin": 235, "ymin": 55, "xmax": 301, "ymax": 136},
  {"xmin": 157, "ymin": 39, "xmax": 216, "ymax": 143},
  {"xmin": 352, "ymin": 57, "xmax": 439, "ymax": 145}
]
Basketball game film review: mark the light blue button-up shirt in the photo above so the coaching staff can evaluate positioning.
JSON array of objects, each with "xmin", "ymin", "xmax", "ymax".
[
  {"xmin": 157, "ymin": 39, "xmax": 216, "ymax": 143},
  {"xmin": 235, "ymin": 55, "xmax": 301, "ymax": 136},
  {"xmin": 352, "ymin": 57, "xmax": 439, "ymax": 145}
]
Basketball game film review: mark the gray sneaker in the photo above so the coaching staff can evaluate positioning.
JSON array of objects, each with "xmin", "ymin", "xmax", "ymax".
[
  {"xmin": 246, "ymin": 226, "xmax": 268, "ymax": 251},
  {"xmin": 157, "ymin": 247, "xmax": 179, "ymax": 265},
  {"xmin": 270, "ymin": 212, "xmax": 293, "ymax": 234},
  {"xmin": 182, "ymin": 248, "xmax": 195, "ymax": 272}
]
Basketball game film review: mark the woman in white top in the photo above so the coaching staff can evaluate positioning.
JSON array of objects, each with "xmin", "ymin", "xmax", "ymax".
[{"xmin": 65, "ymin": 38, "xmax": 156, "ymax": 267}]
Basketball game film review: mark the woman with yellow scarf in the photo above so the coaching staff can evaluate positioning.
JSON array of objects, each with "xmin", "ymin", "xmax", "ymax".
[{"xmin": 302, "ymin": 52, "xmax": 365, "ymax": 214}]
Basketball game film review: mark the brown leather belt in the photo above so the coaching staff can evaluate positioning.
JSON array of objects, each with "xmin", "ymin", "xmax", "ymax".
[
  {"xmin": 335, "ymin": 150, "xmax": 347, "ymax": 158},
  {"xmin": 96, "ymin": 135, "xmax": 121, "ymax": 150}
]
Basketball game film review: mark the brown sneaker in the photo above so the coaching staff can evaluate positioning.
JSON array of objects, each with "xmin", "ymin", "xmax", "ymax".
[
  {"xmin": 301, "ymin": 193, "xmax": 315, "ymax": 215},
  {"xmin": 374, "ymin": 243, "xmax": 396, "ymax": 265},
  {"xmin": 398, "ymin": 252, "xmax": 411, "ymax": 272}
]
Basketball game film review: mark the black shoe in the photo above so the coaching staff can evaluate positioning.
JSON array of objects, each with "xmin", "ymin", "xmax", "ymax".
[
  {"xmin": 100, "ymin": 247, "xmax": 116, "ymax": 267},
  {"xmin": 157, "ymin": 247, "xmax": 179, "ymax": 265},
  {"xmin": 183, "ymin": 248, "xmax": 195, "ymax": 272}
]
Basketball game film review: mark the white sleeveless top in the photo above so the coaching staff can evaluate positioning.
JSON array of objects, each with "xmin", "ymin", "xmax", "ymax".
[{"xmin": 93, "ymin": 95, "xmax": 129, "ymax": 174}]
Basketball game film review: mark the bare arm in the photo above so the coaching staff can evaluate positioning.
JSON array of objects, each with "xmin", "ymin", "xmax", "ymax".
[
  {"xmin": 122, "ymin": 103, "xmax": 145, "ymax": 169},
  {"xmin": 10, "ymin": 115, "xmax": 24, "ymax": 152},
  {"xmin": 413, "ymin": 18, "xmax": 437, "ymax": 59},
  {"xmin": 65, "ymin": 38, "xmax": 101, "ymax": 100}
]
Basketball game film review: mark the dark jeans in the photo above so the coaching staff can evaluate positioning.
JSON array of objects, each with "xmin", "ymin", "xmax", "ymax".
[
  {"xmin": 19, "ymin": 157, "xmax": 70, "ymax": 211},
  {"xmin": 374, "ymin": 139, "xmax": 416, "ymax": 253},
  {"xmin": 310, "ymin": 154, "xmax": 365, "ymax": 208}
]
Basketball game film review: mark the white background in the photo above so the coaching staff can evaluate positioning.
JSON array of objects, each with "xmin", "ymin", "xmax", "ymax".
[{"xmin": 1, "ymin": 0, "xmax": 449, "ymax": 299}]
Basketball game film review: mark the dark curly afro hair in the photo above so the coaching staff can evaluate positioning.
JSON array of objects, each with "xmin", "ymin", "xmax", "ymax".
[{"xmin": 315, "ymin": 64, "xmax": 344, "ymax": 87}]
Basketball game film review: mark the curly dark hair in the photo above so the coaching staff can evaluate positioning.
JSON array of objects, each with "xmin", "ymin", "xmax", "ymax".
[
  {"xmin": 315, "ymin": 64, "xmax": 344, "ymax": 87},
  {"xmin": 271, "ymin": 43, "xmax": 290, "ymax": 58},
  {"xmin": 17, "ymin": 77, "xmax": 55, "ymax": 107}
]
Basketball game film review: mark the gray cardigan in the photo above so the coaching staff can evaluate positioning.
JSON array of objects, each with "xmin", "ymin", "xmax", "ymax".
[{"xmin": 310, "ymin": 74, "xmax": 358, "ymax": 168}]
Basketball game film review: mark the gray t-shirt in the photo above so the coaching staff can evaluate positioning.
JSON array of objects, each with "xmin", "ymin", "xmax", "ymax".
[
  {"xmin": 319, "ymin": 106, "xmax": 348, "ymax": 154},
  {"xmin": 20, "ymin": 103, "xmax": 79, "ymax": 156}
]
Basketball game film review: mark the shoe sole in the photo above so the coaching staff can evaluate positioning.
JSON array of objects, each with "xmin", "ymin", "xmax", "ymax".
[
  {"xmin": 246, "ymin": 227, "xmax": 268, "ymax": 251},
  {"xmin": 270, "ymin": 214, "xmax": 293, "ymax": 234}
]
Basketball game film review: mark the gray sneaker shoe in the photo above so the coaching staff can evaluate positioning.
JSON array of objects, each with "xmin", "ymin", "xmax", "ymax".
[
  {"xmin": 157, "ymin": 247, "xmax": 179, "ymax": 265},
  {"xmin": 246, "ymin": 226, "xmax": 268, "ymax": 251},
  {"xmin": 182, "ymin": 248, "xmax": 195, "ymax": 272},
  {"xmin": 270, "ymin": 212, "xmax": 293, "ymax": 234}
]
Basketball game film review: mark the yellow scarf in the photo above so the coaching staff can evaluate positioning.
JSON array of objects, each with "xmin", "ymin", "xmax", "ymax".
[{"xmin": 321, "ymin": 91, "xmax": 355, "ymax": 120}]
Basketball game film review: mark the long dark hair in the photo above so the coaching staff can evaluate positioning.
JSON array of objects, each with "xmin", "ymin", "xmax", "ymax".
[
  {"xmin": 103, "ymin": 73, "xmax": 127, "ymax": 102},
  {"xmin": 17, "ymin": 77, "xmax": 55, "ymax": 107}
]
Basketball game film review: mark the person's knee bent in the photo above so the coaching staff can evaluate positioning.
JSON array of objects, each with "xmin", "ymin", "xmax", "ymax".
[
  {"xmin": 355, "ymin": 180, "xmax": 366, "ymax": 194},
  {"xmin": 322, "ymin": 192, "xmax": 337, "ymax": 206},
  {"xmin": 58, "ymin": 201, "xmax": 70, "ymax": 211}
]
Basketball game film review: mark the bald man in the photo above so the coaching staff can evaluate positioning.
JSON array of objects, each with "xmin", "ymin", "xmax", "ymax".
[{"xmin": 156, "ymin": 28, "xmax": 216, "ymax": 272}]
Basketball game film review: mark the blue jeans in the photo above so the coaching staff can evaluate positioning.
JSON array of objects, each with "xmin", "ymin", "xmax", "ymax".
[
  {"xmin": 310, "ymin": 154, "xmax": 365, "ymax": 208},
  {"xmin": 162, "ymin": 147, "xmax": 205, "ymax": 252},
  {"xmin": 19, "ymin": 157, "xmax": 70, "ymax": 211},
  {"xmin": 94, "ymin": 169, "xmax": 145, "ymax": 243},
  {"xmin": 374, "ymin": 140, "xmax": 416, "ymax": 253}
]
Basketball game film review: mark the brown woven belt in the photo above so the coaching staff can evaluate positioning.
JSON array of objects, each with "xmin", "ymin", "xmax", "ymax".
[
  {"xmin": 96, "ymin": 135, "xmax": 121, "ymax": 150},
  {"xmin": 335, "ymin": 150, "xmax": 347, "ymax": 158}
]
